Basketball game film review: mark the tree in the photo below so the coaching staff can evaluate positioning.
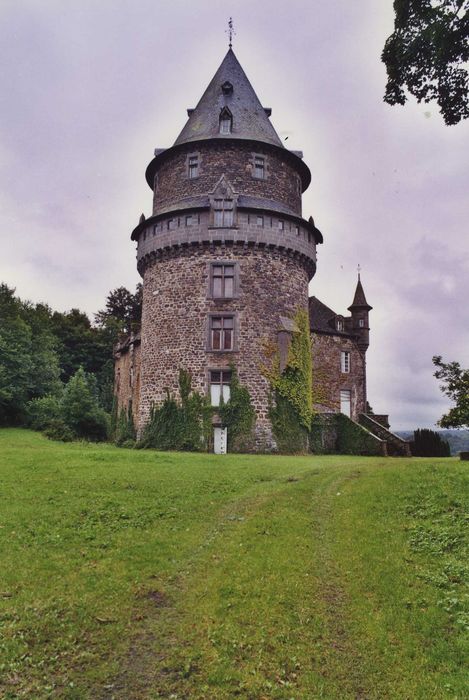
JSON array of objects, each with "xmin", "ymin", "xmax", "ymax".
[
  {"xmin": 61, "ymin": 367, "xmax": 109, "ymax": 440},
  {"xmin": 433, "ymin": 355, "xmax": 469, "ymax": 428},
  {"xmin": 382, "ymin": 0, "xmax": 469, "ymax": 125},
  {"xmin": 412, "ymin": 428, "xmax": 451, "ymax": 456},
  {"xmin": 94, "ymin": 284, "xmax": 142, "ymax": 336}
]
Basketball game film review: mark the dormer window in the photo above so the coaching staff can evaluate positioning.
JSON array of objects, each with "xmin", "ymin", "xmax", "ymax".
[
  {"xmin": 214, "ymin": 198, "xmax": 233, "ymax": 227},
  {"xmin": 219, "ymin": 107, "xmax": 232, "ymax": 134},
  {"xmin": 337, "ymin": 319, "xmax": 343, "ymax": 331}
]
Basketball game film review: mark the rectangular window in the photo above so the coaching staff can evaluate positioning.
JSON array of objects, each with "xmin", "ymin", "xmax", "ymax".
[
  {"xmin": 214, "ymin": 198, "xmax": 234, "ymax": 227},
  {"xmin": 254, "ymin": 156, "xmax": 265, "ymax": 179},
  {"xmin": 210, "ymin": 370, "xmax": 232, "ymax": 406},
  {"xmin": 295, "ymin": 225, "xmax": 300, "ymax": 236},
  {"xmin": 188, "ymin": 155, "xmax": 199, "ymax": 179},
  {"xmin": 341, "ymin": 351, "xmax": 351, "ymax": 374},
  {"xmin": 210, "ymin": 316, "xmax": 234, "ymax": 351},
  {"xmin": 257, "ymin": 215, "xmax": 264, "ymax": 227},
  {"xmin": 212, "ymin": 263, "xmax": 235, "ymax": 298},
  {"xmin": 337, "ymin": 319, "xmax": 343, "ymax": 331},
  {"xmin": 278, "ymin": 220, "xmax": 284, "ymax": 231},
  {"xmin": 185, "ymin": 215, "xmax": 193, "ymax": 226},
  {"xmin": 359, "ymin": 319, "xmax": 365, "ymax": 328},
  {"xmin": 167, "ymin": 219, "xmax": 175, "ymax": 230}
]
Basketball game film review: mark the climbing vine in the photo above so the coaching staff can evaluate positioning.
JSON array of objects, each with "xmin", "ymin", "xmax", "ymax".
[
  {"xmin": 138, "ymin": 370, "xmax": 211, "ymax": 451},
  {"xmin": 218, "ymin": 365, "xmax": 255, "ymax": 452},
  {"xmin": 261, "ymin": 308, "xmax": 314, "ymax": 453}
]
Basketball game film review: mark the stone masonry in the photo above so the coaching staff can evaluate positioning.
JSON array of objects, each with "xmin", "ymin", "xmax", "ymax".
[{"xmin": 114, "ymin": 47, "xmax": 375, "ymax": 450}]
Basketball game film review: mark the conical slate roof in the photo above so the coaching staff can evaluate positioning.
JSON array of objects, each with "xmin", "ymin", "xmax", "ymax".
[
  {"xmin": 174, "ymin": 49, "xmax": 284, "ymax": 148},
  {"xmin": 348, "ymin": 276, "xmax": 372, "ymax": 311}
]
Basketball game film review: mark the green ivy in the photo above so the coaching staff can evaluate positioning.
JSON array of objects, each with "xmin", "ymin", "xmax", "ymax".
[
  {"xmin": 218, "ymin": 366, "xmax": 255, "ymax": 452},
  {"xmin": 263, "ymin": 308, "xmax": 313, "ymax": 453},
  {"xmin": 334, "ymin": 413, "xmax": 383, "ymax": 456},
  {"xmin": 269, "ymin": 391, "xmax": 309, "ymax": 454},
  {"xmin": 114, "ymin": 401, "xmax": 136, "ymax": 447},
  {"xmin": 138, "ymin": 370, "xmax": 211, "ymax": 451}
]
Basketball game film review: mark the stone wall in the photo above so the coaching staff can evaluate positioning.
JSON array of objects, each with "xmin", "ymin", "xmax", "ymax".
[
  {"xmin": 138, "ymin": 245, "xmax": 310, "ymax": 448},
  {"xmin": 311, "ymin": 332, "xmax": 366, "ymax": 420},
  {"xmin": 152, "ymin": 142, "xmax": 302, "ymax": 216},
  {"xmin": 114, "ymin": 336, "xmax": 141, "ymax": 424}
]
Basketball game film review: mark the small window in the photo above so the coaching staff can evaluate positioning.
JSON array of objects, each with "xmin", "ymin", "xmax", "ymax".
[
  {"xmin": 220, "ymin": 115, "xmax": 231, "ymax": 134},
  {"xmin": 167, "ymin": 219, "xmax": 175, "ymax": 230},
  {"xmin": 278, "ymin": 220, "xmax": 284, "ymax": 231},
  {"xmin": 337, "ymin": 319, "xmax": 343, "ymax": 331},
  {"xmin": 185, "ymin": 215, "xmax": 193, "ymax": 226},
  {"xmin": 359, "ymin": 319, "xmax": 365, "ymax": 328},
  {"xmin": 257, "ymin": 215, "xmax": 264, "ymax": 227},
  {"xmin": 213, "ymin": 198, "xmax": 234, "ymax": 227},
  {"xmin": 212, "ymin": 264, "xmax": 235, "ymax": 298},
  {"xmin": 295, "ymin": 226, "xmax": 300, "ymax": 236},
  {"xmin": 254, "ymin": 156, "xmax": 265, "ymax": 179},
  {"xmin": 219, "ymin": 107, "xmax": 232, "ymax": 134},
  {"xmin": 210, "ymin": 316, "xmax": 234, "ymax": 351},
  {"xmin": 297, "ymin": 177, "xmax": 302, "ymax": 195},
  {"xmin": 210, "ymin": 370, "xmax": 232, "ymax": 406},
  {"xmin": 188, "ymin": 155, "xmax": 199, "ymax": 179},
  {"xmin": 341, "ymin": 351, "xmax": 351, "ymax": 374}
]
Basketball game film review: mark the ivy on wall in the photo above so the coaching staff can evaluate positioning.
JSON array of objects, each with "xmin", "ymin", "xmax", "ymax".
[
  {"xmin": 218, "ymin": 365, "xmax": 255, "ymax": 452},
  {"xmin": 138, "ymin": 370, "xmax": 211, "ymax": 451},
  {"xmin": 262, "ymin": 308, "xmax": 313, "ymax": 453}
]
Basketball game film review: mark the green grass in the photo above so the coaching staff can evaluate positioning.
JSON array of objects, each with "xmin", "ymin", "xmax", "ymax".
[{"xmin": 0, "ymin": 429, "xmax": 467, "ymax": 699}]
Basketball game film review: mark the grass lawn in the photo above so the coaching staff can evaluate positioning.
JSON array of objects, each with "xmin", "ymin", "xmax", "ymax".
[{"xmin": 0, "ymin": 429, "xmax": 467, "ymax": 699}]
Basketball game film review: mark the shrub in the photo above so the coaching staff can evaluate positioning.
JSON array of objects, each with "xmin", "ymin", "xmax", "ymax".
[
  {"xmin": 27, "ymin": 395, "xmax": 61, "ymax": 431},
  {"xmin": 43, "ymin": 419, "xmax": 75, "ymax": 442},
  {"xmin": 61, "ymin": 368, "xmax": 109, "ymax": 441}
]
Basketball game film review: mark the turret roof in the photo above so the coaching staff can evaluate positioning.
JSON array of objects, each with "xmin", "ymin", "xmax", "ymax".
[
  {"xmin": 348, "ymin": 276, "xmax": 372, "ymax": 311},
  {"xmin": 174, "ymin": 48, "xmax": 284, "ymax": 148}
]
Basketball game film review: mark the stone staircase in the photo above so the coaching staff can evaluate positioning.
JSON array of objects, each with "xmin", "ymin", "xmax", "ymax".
[{"xmin": 358, "ymin": 413, "xmax": 411, "ymax": 457}]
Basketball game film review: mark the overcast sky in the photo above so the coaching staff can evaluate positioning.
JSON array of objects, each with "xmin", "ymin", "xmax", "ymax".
[{"xmin": 1, "ymin": 0, "xmax": 468, "ymax": 430}]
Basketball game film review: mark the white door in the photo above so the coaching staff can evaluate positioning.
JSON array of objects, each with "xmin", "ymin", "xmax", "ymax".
[
  {"xmin": 214, "ymin": 427, "xmax": 228, "ymax": 454},
  {"xmin": 340, "ymin": 390, "xmax": 351, "ymax": 417}
]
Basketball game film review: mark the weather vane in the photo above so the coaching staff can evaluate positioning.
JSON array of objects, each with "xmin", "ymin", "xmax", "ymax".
[
  {"xmin": 226, "ymin": 17, "xmax": 235, "ymax": 48},
  {"xmin": 357, "ymin": 263, "xmax": 361, "ymax": 279}
]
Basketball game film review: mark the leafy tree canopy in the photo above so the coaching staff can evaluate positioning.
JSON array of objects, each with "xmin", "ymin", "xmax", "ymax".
[
  {"xmin": 382, "ymin": 0, "xmax": 469, "ymax": 125},
  {"xmin": 95, "ymin": 284, "xmax": 142, "ymax": 336},
  {"xmin": 433, "ymin": 355, "xmax": 469, "ymax": 428}
]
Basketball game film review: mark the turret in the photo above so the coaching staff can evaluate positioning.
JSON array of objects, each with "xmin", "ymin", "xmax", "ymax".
[{"xmin": 348, "ymin": 274, "xmax": 372, "ymax": 351}]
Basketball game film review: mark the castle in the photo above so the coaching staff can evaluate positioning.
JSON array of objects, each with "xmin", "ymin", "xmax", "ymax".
[{"xmin": 114, "ymin": 48, "xmax": 409, "ymax": 455}]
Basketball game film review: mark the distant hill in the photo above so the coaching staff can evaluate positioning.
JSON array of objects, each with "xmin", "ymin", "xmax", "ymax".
[{"xmin": 395, "ymin": 429, "xmax": 469, "ymax": 456}]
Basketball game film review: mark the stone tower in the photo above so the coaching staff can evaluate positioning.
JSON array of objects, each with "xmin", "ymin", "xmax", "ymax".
[{"xmin": 131, "ymin": 49, "xmax": 322, "ymax": 447}]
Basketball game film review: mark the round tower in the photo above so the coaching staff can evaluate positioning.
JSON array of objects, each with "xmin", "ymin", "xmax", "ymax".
[{"xmin": 131, "ymin": 49, "xmax": 322, "ymax": 448}]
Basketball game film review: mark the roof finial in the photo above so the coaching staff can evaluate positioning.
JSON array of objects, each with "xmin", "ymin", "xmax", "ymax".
[
  {"xmin": 226, "ymin": 17, "xmax": 235, "ymax": 49},
  {"xmin": 357, "ymin": 263, "xmax": 361, "ymax": 280}
]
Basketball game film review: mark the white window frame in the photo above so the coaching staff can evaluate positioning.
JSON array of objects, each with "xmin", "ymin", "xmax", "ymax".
[
  {"xmin": 341, "ymin": 351, "xmax": 351, "ymax": 374},
  {"xmin": 210, "ymin": 370, "xmax": 232, "ymax": 406}
]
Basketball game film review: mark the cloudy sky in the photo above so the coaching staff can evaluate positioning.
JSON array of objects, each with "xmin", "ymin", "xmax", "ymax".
[{"xmin": 1, "ymin": 0, "xmax": 468, "ymax": 430}]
